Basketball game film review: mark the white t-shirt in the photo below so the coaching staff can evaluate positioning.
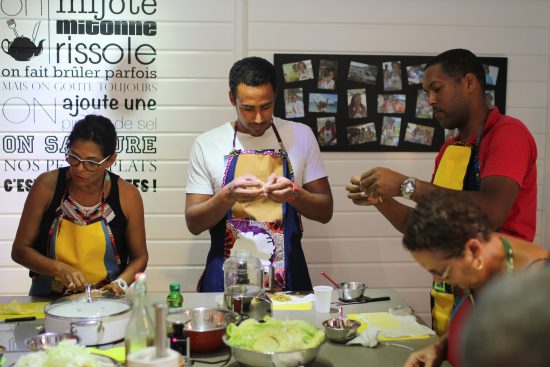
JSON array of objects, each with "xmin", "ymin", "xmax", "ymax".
[{"xmin": 187, "ymin": 117, "xmax": 328, "ymax": 195}]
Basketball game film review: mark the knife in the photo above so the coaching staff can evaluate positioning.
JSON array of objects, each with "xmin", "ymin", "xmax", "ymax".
[{"xmin": 1, "ymin": 316, "xmax": 36, "ymax": 323}]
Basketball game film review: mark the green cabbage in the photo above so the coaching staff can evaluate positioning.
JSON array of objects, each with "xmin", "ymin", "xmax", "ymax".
[{"xmin": 226, "ymin": 316, "xmax": 325, "ymax": 352}]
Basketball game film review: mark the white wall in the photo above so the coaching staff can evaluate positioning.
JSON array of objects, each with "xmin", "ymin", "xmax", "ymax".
[{"xmin": 1, "ymin": 0, "xmax": 549, "ymax": 324}]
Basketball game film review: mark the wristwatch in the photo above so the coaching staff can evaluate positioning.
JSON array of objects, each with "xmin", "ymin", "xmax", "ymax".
[
  {"xmin": 400, "ymin": 177, "xmax": 417, "ymax": 200},
  {"xmin": 112, "ymin": 278, "xmax": 128, "ymax": 293}
]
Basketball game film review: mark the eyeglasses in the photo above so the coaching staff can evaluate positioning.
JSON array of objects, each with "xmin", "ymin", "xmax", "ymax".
[
  {"xmin": 441, "ymin": 261, "xmax": 453, "ymax": 281},
  {"xmin": 65, "ymin": 152, "xmax": 111, "ymax": 172}
]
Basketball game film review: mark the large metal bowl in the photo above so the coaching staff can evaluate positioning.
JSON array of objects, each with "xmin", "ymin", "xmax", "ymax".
[
  {"xmin": 24, "ymin": 332, "xmax": 81, "ymax": 351},
  {"xmin": 223, "ymin": 335, "xmax": 324, "ymax": 367}
]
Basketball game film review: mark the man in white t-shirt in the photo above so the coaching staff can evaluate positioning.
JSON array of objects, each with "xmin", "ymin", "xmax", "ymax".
[{"xmin": 185, "ymin": 57, "xmax": 333, "ymax": 292}]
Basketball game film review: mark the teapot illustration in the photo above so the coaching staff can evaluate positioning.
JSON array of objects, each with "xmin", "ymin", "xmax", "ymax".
[{"xmin": 2, "ymin": 19, "xmax": 44, "ymax": 61}]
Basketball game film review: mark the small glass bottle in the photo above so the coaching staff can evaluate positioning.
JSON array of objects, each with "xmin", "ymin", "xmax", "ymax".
[
  {"xmin": 125, "ymin": 273, "xmax": 154, "ymax": 359},
  {"xmin": 166, "ymin": 282, "xmax": 184, "ymax": 314}
]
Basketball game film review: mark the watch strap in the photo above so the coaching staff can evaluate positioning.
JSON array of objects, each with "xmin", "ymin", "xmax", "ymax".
[{"xmin": 112, "ymin": 278, "xmax": 128, "ymax": 293}]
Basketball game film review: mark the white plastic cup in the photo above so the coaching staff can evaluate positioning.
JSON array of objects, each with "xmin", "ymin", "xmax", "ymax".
[{"xmin": 313, "ymin": 285, "xmax": 333, "ymax": 313}]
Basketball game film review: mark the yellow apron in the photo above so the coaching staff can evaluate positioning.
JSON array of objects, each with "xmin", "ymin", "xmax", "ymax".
[{"xmin": 430, "ymin": 141, "xmax": 478, "ymax": 335}]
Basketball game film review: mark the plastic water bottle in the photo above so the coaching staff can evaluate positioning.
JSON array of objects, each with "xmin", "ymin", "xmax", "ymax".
[{"xmin": 166, "ymin": 282, "xmax": 183, "ymax": 314}]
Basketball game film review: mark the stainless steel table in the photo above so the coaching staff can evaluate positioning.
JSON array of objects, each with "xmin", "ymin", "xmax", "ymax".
[{"xmin": 1, "ymin": 289, "xmax": 441, "ymax": 366}]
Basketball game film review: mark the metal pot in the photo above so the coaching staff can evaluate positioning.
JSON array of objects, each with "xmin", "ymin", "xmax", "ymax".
[
  {"xmin": 44, "ymin": 292, "xmax": 132, "ymax": 346},
  {"xmin": 167, "ymin": 308, "xmax": 237, "ymax": 353},
  {"xmin": 339, "ymin": 282, "xmax": 367, "ymax": 301}
]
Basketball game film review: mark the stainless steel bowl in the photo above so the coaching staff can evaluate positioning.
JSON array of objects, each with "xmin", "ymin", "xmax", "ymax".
[
  {"xmin": 339, "ymin": 282, "xmax": 367, "ymax": 301},
  {"xmin": 223, "ymin": 335, "xmax": 323, "ymax": 367},
  {"xmin": 322, "ymin": 318, "xmax": 361, "ymax": 343},
  {"xmin": 24, "ymin": 332, "xmax": 80, "ymax": 351}
]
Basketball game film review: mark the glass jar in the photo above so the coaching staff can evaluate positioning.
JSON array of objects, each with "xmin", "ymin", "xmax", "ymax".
[{"xmin": 223, "ymin": 250, "xmax": 264, "ymax": 315}]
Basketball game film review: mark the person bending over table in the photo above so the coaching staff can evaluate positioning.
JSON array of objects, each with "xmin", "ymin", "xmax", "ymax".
[
  {"xmin": 11, "ymin": 115, "xmax": 148, "ymax": 297},
  {"xmin": 401, "ymin": 191, "xmax": 549, "ymax": 367}
]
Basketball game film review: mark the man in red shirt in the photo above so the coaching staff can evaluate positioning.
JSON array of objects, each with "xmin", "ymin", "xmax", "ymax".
[{"xmin": 346, "ymin": 48, "xmax": 537, "ymax": 242}]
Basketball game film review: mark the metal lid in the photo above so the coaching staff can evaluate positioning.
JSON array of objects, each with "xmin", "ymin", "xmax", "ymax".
[{"xmin": 45, "ymin": 293, "xmax": 132, "ymax": 319}]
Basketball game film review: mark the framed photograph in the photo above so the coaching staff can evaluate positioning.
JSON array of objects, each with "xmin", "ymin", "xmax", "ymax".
[
  {"xmin": 347, "ymin": 122, "xmax": 377, "ymax": 145},
  {"xmin": 347, "ymin": 61, "xmax": 378, "ymax": 85},
  {"xmin": 377, "ymin": 94, "xmax": 406, "ymax": 114},
  {"xmin": 274, "ymin": 53, "xmax": 507, "ymax": 152},
  {"xmin": 483, "ymin": 64, "xmax": 499, "ymax": 86},
  {"xmin": 284, "ymin": 88, "xmax": 305, "ymax": 118},
  {"xmin": 282, "ymin": 59, "xmax": 314, "ymax": 83},
  {"xmin": 317, "ymin": 117, "xmax": 338, "ymax": 146},
  {"xmin": 381, "ymin": 116, "xmax": 401, "ymax": 146},
  {"xmin": 445, "ymin": 128, "xmax": 459, "ymax": 141},
  {"xmin": 407, "ymin": 64, "xmax": 426, "ymax": 85},
  {"xmin": 485, "ymin": 90, "xmax": 495, "ymax": 110},
  {"xmin": 405, "ymin": 122, "xmax": 435, "ymax": 146},
  {"xmin": 318, "ymin": 59, "xmax": 338, "ymax": 90},
  {"xmin": 309, "ymin": 93, "xmax": 338, "ymax": 113},
  {"xmin": 415, "ymin": 90, "xmax": 433, "ymax": 119},
  {"xmin": 383, "ymin": 61, "xmax": 403, "ymax": 91},
  {"xmin": 347, "ymin": 89, "xmax": 367, "ymax": 118}
]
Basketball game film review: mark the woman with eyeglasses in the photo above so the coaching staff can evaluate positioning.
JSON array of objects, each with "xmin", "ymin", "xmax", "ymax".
[
  {"xmin": 11, "ymin": 115, "xmax": 148, "ymax": 297},
  {"xmin": 402, "ymin": 190, "xmax": 549, "ymax": 367}
]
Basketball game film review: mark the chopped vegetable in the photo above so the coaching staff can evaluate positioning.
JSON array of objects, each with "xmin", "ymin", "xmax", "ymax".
[
  {"xmin": 14, "ymin": 340, "xmax": 98, "ymax": 367},
  {"xmin": 226, "ymin": 316, "xmax": 325, "ymax": 352}
]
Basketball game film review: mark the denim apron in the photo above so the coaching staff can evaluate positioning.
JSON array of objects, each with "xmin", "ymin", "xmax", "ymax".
[{"xmin": 197, "ymin": 122, "xmax": 312, "ymax": 292}]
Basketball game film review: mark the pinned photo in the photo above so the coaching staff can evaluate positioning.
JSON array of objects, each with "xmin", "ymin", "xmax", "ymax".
[
  {"xmin": 381, "ymin": 116, "xmax": 401, "ymax": 147},
  {"xmin": 309, "ymin": 93, "xmax": 338, "ymax": 113},
  {"xmin": 284, "ymin": 88, "xmax": 305, "ymax": 118},
  {"xmin": 483, "ymin": 64, "xmax": 499, "ymax": 86},
  {"xmin": 404, "ymin": 122, "xmax": 434, "ymax": 146},
  {"xmin": 377, "ymin": 94, "xmax": 406, "ymax": 114},
  {"xmin": 485, "ymin": 90, "xmax": 495, "ymax": 109},
  {"xmin": 415, "ymin": 90, "xmax": 433, "ymax": 119},
  {"xmin": 318, "ymin": 60, "xmax": 337, "ymax": 90},
  {"xmin": 347, "ymin": 122, "xmax": 376, "ymax": 145},
  {"xmin": 282, "ymin": 59, "xmax": 314, "ymax": 83},
  {"xmin": 317, "ymin": 117, "xmax": 337, "ymax": 146},
  {"xmin": 407, "ymin": 64, "xmax": 426, "ymax": 85},
  {"xmin": 347, "ymin": 88, "xmax": 367, "ymax": 119},
  {"xmin": 445, "ymin": 128, "xmax": 459, "ymax": 141},
  {"xmin": 347, "ymin": 61, "xmax": 378, "ymax": 85},
  {"xmin": 383, "ymin": 61, "xmax": 403, "ymax": 91}
]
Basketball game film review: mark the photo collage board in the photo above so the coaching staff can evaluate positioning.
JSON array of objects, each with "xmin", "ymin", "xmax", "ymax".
[{"xmin": 274, "ymin": 53, "xmax": 507, "ymax": 152}]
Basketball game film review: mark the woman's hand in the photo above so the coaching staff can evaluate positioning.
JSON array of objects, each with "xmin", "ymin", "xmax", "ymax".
[
  {"xmin": 403, "ymin": 337, "xmax": 446, "ymax": 367},
  {"xmin": 54, "ymin": 262, "xmax": 87, "ymax": 291},
  {"xmin": 103, "ymin": 282, "xmax": 125, "ymax": 296}
]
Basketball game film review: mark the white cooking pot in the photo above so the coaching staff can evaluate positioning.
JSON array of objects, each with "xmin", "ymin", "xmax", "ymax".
[{"xmin": 44, "ymin": 292, "xmax": 132, "ymax": 346}]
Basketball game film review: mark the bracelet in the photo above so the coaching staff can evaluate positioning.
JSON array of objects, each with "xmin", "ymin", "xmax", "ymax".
[{"xmin": 287, "ymin": 183, "xmax": 300, "ymax": 202}]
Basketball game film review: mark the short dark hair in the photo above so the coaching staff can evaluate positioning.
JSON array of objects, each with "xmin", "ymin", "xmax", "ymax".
[
  {"xmin": 67, "ymin": 114, "xmax": 117, "ymax": 157},
  {"xmin": 229, "ymin": 57, "xmax": 277, "ymax": 97},
  {"xmin": 402, "ymin": 191, "xmax": 491, "ymax": 258},
  {"xmin": 462, "ymin": 269, "xmax": 550, "ymax": 367},
  {"xmin": 426, "ymin": 48, "xmax": 486, "ymax": 90}
]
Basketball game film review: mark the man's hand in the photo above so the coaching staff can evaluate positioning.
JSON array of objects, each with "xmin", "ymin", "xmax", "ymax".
[
  {"xmin": 403, "ymin": 337, "xmax": 447, "ymax": 367},
  {"xmin": 346, "ymin": 175, "xmax": 383, "ymax": 205},
  {"xmin": 230, "ymin": 174, "xmax": 267, "ymax": 203},
  {"xmin": 264, "ymin": 173, "xmax": 294, "ymax": 203},
  {"xmin": 358, "ymin": 167, "xmax": 407, "ymax": 198}
]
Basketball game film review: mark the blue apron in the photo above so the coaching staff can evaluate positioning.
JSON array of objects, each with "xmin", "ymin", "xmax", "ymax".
[{"xmin": 197, "ymin": 122, "xmax": 312, "ymax": 292}]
